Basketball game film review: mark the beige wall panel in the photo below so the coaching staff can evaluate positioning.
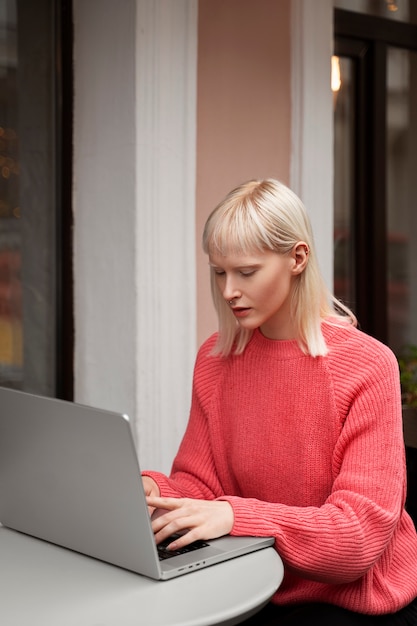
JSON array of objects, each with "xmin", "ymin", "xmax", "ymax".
[{"xmin": 196, "ymin": 0, "xmax": 292, "ymax": 345}]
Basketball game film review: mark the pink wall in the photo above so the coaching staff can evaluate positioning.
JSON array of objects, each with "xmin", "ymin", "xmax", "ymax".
[{"xmin": 196, "ymin": 0, "xmax": 292, "ymax": 345}]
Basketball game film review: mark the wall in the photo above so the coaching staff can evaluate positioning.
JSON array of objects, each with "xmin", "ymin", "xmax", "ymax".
[
  {"xmin": 72, "ymin": 0, "xmax": 334, "ymax": 471},
  {"xmin": 195, "ymin": 0, "xmax": 292, "ymax": 345}
]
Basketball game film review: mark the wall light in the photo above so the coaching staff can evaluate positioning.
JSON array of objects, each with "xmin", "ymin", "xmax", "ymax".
[{"xmin": 331, "ymin": 55, "xmax": 341, "ymax": 93}]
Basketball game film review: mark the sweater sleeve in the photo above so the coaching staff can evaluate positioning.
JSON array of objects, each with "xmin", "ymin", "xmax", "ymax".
[{"xmin": 219, "ymin": 344, "xmax": 406, "ymax": 584}]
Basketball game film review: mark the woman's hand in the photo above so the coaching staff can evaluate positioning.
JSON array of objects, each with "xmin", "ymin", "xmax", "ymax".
[
  {"xmin": 142, "ymin": 476, "xmax": 161, "ymax": 515},
  {"xmin": 146, "ymin": 495, "xmax": 234, "ymax": 550}
]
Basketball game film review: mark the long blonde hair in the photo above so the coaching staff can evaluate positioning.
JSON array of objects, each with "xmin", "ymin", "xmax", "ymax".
[{"xmin": 202, "ymin": 179, "xmax": 356, "ymax": 357}]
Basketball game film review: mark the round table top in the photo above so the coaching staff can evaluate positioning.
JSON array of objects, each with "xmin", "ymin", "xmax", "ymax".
[{"xmin": 0, "ymin": 526, "xmax": 284, "ymax": 626}]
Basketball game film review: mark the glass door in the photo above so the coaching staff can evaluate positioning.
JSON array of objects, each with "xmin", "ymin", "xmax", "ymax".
[{"xmin": 334, "ymin": 9, "xmax": 417, "ymax": 357}]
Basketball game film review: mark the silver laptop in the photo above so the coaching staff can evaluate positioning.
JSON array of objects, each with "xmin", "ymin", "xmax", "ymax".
[{"xmin": 0, "ymin": 387, "xmax": 274, "ymax": 580}]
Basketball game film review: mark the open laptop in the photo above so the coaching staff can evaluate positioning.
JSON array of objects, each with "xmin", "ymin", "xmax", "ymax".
[{"xmin": 0, "ymin": 387, "xmax": 274, "ymax": 580}]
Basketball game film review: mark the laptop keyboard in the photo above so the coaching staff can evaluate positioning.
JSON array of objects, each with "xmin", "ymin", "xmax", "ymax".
[{"xmin": 157, "ymin": 534, "xmax": 210, "ymax": 561}]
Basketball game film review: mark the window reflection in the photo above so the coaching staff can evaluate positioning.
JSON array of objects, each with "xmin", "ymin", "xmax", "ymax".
[
  {"xmin": 334, "ymin": 0, "xmax": 416, "ymax": 25},
  {"xmin": 387, "ymin": 47, "xmax": 417, "ymax": 353},
  {"xmin": 0, "ymin": 0, "xmax": 22, "ymax": 386},
  {"xmin": 0, "ymin": 0, "xmax": 61, "ymax": 395}
]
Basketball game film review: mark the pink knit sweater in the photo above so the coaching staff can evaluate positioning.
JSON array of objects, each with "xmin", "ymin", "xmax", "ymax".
[{"xmin": 145, "ymin": 322, "xmax": 417, "ymax": 614}]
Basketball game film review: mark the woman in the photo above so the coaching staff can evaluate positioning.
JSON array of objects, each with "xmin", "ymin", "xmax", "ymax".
[{"xmin": 142, "ymin": 179, "xmax": 417, "ymax": 624}]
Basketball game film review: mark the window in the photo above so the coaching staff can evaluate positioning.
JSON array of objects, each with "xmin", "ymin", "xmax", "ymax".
[
  {"xmin": 334, "ymin": 8, "xmax": 417, "ymax": 356},
  {"xmin": 0, "ymin": 0, "xmax": 73, "ymax": 397}
]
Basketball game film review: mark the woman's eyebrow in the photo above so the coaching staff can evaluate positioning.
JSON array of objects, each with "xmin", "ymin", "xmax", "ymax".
[
  {"xmin": 208, "ymin": 261, "xmax": 262, "ymax": 270},
  {"xmin": 236, "ymin": 263, "xmax": 261, "ymax": 270}
]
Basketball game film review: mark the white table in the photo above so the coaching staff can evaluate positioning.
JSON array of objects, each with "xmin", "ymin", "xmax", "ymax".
[{"xmin": 0, "ymin": 526, "xmax": 284, "ymax": 626}]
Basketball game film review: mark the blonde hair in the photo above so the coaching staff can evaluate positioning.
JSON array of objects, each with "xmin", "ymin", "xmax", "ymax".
[{"xmin": 202, "ymin": 179, "xmax": 356, "ymax": 357}]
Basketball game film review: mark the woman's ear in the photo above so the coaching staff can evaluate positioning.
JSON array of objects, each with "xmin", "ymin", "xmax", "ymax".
[{"xmin": 291, "ymin": 242, "xmax": 309, "ymax": 275}]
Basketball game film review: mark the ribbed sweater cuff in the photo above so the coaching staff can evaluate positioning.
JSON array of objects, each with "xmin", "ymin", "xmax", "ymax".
[{"xmin": 141, "ymin": 471, "xmax": 183, "ymax": 498}]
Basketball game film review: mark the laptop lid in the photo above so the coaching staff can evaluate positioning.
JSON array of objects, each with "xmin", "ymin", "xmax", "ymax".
[{"xmin": 0, "ymin": 387, "xmax": 274, "ymax": 579}]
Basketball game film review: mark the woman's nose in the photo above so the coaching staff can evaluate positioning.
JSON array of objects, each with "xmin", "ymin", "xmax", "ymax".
[{"xmin": 222, "ymin": 277, "xmax": 240, "ymax": 302}]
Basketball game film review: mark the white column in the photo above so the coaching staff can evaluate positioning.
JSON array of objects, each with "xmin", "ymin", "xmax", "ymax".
[
  {"xmin": 291, "ymin": 0, "xmax": 334, "ymax": 289},
  {"xmin": 134, "ymin": 0, "xmax": 198, "ymax": 472},
  {"xmin": 73, "ymin": 0, "xmax": 197, "ymax": 473},
  {"xmin": 73, "ymin": 0, "xmax": 137, "ymax": 416}
]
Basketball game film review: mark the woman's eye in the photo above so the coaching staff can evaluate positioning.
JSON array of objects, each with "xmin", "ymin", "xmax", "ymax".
[
  {"xmin": 214, "ymin": 269, "xmax": 225, "ymax": 276},
  {"xmin": 240, "ymin": 270, "xmax": 255, "ymax": 277}
]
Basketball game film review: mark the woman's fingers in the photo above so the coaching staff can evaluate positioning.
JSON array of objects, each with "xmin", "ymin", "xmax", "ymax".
[{"xmin": 146, "ymin": 496, "xmax": 234, "ymax": 549}]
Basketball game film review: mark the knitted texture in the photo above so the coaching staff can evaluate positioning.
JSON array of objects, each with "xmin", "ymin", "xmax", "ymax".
[{"xmin": 144, "ymin": 322, "xmax": 417, "ymax": 614}]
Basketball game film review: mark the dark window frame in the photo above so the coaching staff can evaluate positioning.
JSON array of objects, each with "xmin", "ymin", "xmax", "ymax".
[
  {"xmin": 55, "ymin": 0, "xmax": 73, "ymax": 400},
  {"xmin": 334, "ymin": 8, "xmax": 417, "ymax": 344}
]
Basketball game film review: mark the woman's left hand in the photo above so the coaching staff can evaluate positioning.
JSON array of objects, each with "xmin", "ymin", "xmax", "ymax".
[{"xmin": 146, "ymin": 495, "xmax": 234, "ymax": 550}]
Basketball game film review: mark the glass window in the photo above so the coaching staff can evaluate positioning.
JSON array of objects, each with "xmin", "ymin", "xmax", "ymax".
[
  {"xmin": 0, "ymin": 0, "xmax": 21, "ymax": 387},
  {"xmin": 334, "ymin": 8, "xmax": 417, "ymax": 351},
  {"xmin": 386, "ymin": 47, "xmax": 417, "ymax": 353},
  {"xmin": 0, "ymin": 0, "xmax": 64, "ymax": 395},
  {"xmin": 334, "ymin": 0, "xmax": 416, "ymax": 25}
]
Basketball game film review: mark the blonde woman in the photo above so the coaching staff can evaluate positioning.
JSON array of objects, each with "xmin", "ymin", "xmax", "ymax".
[{"xmin": 143, "ymin": 179, "xmax": 417, "ymax": 625}]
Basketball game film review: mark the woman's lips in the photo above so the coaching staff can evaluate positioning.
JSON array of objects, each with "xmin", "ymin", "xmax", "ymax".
[{"xmin": 231, "ymin": 307, "xmax": 251, "ymax": 318}]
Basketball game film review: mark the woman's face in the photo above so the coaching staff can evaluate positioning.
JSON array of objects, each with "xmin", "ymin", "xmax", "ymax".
[{"xmin": 209, "ymin": 245, "xmax": 307, "ymax": 341}]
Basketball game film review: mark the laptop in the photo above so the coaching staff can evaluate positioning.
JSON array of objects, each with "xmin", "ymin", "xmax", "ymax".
[{"xmin": 0, "ymin": 387, "xmax": 274, "ymax": 580}]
